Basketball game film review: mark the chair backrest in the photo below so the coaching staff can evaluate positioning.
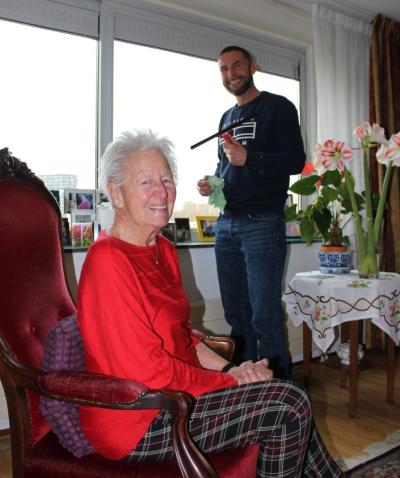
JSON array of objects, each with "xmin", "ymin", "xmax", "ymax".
[{"xmin": 0, "ymin": 148, "xmax": 76, "ymax": 444}]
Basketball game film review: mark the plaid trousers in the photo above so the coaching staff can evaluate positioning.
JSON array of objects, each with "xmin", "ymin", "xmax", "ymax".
[{"xmin": 126, "ymin": 380, "xmax": 344, "ymax": 478}]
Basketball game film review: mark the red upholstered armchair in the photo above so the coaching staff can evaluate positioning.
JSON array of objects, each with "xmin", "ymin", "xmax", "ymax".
[{"xmin": 0, "ymin": 148, "xmax": 259, "ymax": 478}]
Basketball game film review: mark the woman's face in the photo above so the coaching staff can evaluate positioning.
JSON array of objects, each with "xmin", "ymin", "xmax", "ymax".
[{"xmin": 110, "ymin": 148, "xmax": 176, "ymax": 243}]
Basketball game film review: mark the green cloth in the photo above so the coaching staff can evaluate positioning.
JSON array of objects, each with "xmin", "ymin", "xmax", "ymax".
[{"xmin": 208, "ymin": 175, "xmax": 226, "ymax": 211}]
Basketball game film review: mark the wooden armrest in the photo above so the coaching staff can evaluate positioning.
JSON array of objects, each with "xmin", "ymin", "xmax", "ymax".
[{"xmin": 203, "ymin": 336, "xmax": 235, "ymax": 362}]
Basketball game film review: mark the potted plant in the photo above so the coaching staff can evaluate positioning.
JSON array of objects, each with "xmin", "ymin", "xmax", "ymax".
[
  {"xmin": 285, "ymin": 161, "xmax": 364, "ymax": 273},
  {"xmin": 286, "ymin": 122, "xmax": 400, "ymax": 277}
]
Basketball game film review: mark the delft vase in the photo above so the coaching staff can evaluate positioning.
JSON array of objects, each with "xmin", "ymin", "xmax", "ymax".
[{"xmin": 318, "ymin": 248, "xmax": 352, "ymax": 274}]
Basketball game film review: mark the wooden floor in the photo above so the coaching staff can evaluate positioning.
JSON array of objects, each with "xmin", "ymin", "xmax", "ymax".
[
  {"xmin": 0, "ymin": 350, "xmax": 398, "ymax": 477},
  {"xmin": 300, "ymin": 350, "xmax": 400, "ymax": 462}
]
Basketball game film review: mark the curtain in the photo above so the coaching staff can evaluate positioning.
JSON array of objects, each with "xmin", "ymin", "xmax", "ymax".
[
  {"xmin": 312, "ymin": 4, "xmax": 371, "ymax": 255},
  {"xmin": 312, "ymin": 4, "xmax": 371, "ymax": 188},
  {"xmin": 369, "ymin": 15, "xmax": 400, "ymax": 273}
]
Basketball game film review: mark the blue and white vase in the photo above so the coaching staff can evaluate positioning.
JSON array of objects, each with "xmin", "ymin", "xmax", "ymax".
[{"xmin": 319, "ymin": 248, "xmax": 352, "ymax": 274}]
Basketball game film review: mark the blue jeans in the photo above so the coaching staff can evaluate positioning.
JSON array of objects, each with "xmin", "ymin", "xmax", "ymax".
[{"xmin": 214, "ymin": 212, "xmax": 289, "ymax": 377}]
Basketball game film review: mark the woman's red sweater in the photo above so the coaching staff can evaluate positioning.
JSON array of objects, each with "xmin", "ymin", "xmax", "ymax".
[{"xmin": 77, "ymin": 233, "xmax": 235, "ymax": 459}]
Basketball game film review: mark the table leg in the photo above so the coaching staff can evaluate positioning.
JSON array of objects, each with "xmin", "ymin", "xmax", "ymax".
[
  {"xmin": 303, "ymin": 322, "xmax": 311, "ymax": 386},
  {"xmin": 349, "ymin": 320, "xmax": 359, "ymax": 418},
  {"xmin": 387, "ymin": 337, "xmax": 396, "ymax": 403}
]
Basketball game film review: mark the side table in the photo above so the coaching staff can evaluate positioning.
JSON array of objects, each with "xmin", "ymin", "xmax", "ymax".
[{"xmin": 283, "ymin": 270, "xmax": 400, "ymax": 417}]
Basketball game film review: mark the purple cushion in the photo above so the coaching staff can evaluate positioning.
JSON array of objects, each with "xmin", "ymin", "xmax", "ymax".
[{"xmin": 40, "ymin": 314, "xmax": 95, "ymax": 457}]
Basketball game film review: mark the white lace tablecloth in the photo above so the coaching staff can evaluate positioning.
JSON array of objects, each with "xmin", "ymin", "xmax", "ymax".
[{"xmin": 283, "ymin": 270, "xmax": 400, "ymax": 353}]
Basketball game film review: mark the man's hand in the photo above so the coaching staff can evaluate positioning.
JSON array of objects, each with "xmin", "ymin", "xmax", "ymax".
[
  {"xmin": 197, "ymin": 175, "xmax": 212, "ymax": 196},
  {"xmin": 227, "ymin": 359, "xmax": 273, "ymax": 385},
  {"xmin": 223, "ymin": 137, "xmax": 247, "ymax": 166}
]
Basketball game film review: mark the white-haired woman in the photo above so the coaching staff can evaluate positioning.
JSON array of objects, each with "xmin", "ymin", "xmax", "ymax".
[{"xmin": 77, "ymin": 130, "xmax": 344, "ymax": 477}]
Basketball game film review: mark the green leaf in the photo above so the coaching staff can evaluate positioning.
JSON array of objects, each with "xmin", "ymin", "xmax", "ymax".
[
  {"xmin": 370, "ymin": 191, "xmax": 381, "ymax": 210},
  {"xmin": 321, "ymin": 169, "xmax": 341, "ymax": 187},
  {"xmin": 300, "ymin": 216, "xmax": 316, "ymax": 246},
  {"xmin": 321, "ymin": 185, "xmax": 339, "ymax": 203},
  {"xmin": 313, "ymin": 207, "xmax": 332, "ymax": 236},
  {"xmin": 341, "ymin": 188, "xmax": 364, "ymax": 214},
  {"xmin": 290, "ymin": 175, "xmax": 319, "ymax": 195},
  {"xmin": 284, "ymin": 204, "xmax": 298, "ymax": 222},
  {"xmin": 342, "ymin": 235, "xmax": 350, "ymax": 246}
]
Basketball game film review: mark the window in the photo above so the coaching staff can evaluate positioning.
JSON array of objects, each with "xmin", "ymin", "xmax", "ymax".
[
  {"xmin": 113, "ymin": 41, "xmax": 300, "ymax": 222},
  {"xmin": 0, "ymin": 3, "xmax": 304, "ymax": 225},
  {"xmin": 0, "ymin": 19, "xmax": 97, "ymax": 190}
]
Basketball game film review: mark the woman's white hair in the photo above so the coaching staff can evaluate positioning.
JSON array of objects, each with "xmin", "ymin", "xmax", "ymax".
[{"xmin": 99, "ymin": 129, "xmax": 177, "ymax": 201}]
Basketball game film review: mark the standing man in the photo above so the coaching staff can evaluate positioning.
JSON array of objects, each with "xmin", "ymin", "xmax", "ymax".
[{"xmin": 197, "ymin": 45, "xmax": 305, "ymax": 378}]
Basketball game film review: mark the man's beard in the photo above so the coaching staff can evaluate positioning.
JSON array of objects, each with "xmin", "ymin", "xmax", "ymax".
[{"xmin": 225, "ymin": 75, "xmax": 254, "ymax": 97}]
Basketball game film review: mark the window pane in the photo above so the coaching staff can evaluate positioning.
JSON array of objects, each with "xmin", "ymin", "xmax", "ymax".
[
  {"xmin": 0, "ymin": 20, "xmax": 97, "ymax": 189},
  {"xmin": 113, "ymin": 42, "xmax": 300, "ymax": 222}
]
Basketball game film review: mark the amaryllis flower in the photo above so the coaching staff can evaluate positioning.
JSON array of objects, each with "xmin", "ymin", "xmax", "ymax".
[
  {"xmin": 318, "ymin": 139, "xmax": 353, "ymax": 171},
  {"xmin": 353, "ymin": 122, "xmax": 386, "ymax": 146},
  {"xmin": 313, "ymin": 143, "xmax": 326, "ymax": 174},
  {"xmin": 376, "ymin": 132, "xmax": 400, "ymax": 166}
]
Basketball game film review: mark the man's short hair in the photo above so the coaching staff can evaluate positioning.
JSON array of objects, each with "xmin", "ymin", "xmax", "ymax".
[{"xmin": 218, "ymin": 45, "xmax": 254, "ymax": 64}]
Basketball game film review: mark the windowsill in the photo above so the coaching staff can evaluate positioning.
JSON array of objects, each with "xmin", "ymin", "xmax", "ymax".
[{"xmin": 63, "ymin": 237, "xmax": 321, "ymax": 252}]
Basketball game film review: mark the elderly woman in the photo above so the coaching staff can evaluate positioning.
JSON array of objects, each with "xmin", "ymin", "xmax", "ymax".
[{"xmin": 77, "ymin": 130, "xmax": 343, "ymax": 477}]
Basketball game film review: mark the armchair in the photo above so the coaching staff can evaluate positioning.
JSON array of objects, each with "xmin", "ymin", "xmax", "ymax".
[{"xmin": 0, "ymin": 148, "xmax": 259, "ymax": 478}]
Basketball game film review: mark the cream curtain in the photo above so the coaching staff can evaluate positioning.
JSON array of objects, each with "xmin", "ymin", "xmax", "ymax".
[{"xmin": 312, "ymin": 3, "xmax": 371, "ymax": 191}]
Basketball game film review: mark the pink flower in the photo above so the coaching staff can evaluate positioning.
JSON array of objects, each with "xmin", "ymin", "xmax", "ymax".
[
  {"xmin": 353, "ymin": 122, "xmax": 386, "ymax": 146},
  {"xmin": 376, "ymin": 132, "xmax": 400, "ymax": 166},
  {"xmin": 353, "ymin": 125, "xmax": 368, "ymax": 140},
  {"xmin": 318, "ymin": 139, "xmax": 353, "ymax": 171}
]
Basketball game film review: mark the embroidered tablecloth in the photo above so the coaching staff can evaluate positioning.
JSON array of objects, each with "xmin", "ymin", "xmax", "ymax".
[{"xmin": 283, "ymin": 270, "xmax": 400, "ymax": 353}]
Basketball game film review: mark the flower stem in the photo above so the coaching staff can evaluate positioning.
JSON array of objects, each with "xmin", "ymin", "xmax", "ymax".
[
  {"xmin": 374, "ymin": 160, "xmax": 393, "ymax": 244},
  {"xmin": 362, "ymin": 147, "xmax": 376, "ymax": 256},
  {"xmin": 344, "ymin": 167, "xmax": 366, "ymax": 256}
]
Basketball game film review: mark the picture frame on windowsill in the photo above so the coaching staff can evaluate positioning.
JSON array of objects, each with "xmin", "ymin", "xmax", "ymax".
[
  {"xmin": 196, "ymin": 216, "xmax": 217, "ymax": 242},
  {"xmin": 174, "ymin": 217, "xmax": 191, "ymax": 242},
  {"xmin": 160, "ymin": 222, "xmax": 176, "ymax": 244},
  {"xmin": 64, "ymin": 188, "xmax": 95, "ymax": 214}
]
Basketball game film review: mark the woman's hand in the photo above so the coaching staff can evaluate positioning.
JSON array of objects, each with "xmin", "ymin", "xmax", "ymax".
[{"xmin": 227, "ymin": 359, "xmax": 273, "ymax": 385}]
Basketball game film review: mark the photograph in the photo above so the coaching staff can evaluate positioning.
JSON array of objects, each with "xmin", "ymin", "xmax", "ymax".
[
  {"xmin": 160, "ymin": 222, "xmax": 176, "ymax": 243},
  {"xmin": 174, "ymin": 217, "xmax": 191, "ymax": 242},
  {"xmin": 76, "ymin": 192, "xmax": 94, "ymax": 210},
  {"xmin": 286, "ymin": 220, "xmax": 301, "ymax": 237},
  {"xmin": 71, "ymin": 222, "xmax": 93, "ymax": 248},
  {"xmin": 96, "ymin": 190, "xmax": 109, "ymax": 205},
  {"xmin": 64, "ymin": 189, "xmax": 95, "ymax": 214},
  {"xmin": 196, "ymin": 216, "xmax": 218, "ymax": 242},
  {"xmin": 74, "ymin": 214, "xmax": 93, "ymax": 223}
]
